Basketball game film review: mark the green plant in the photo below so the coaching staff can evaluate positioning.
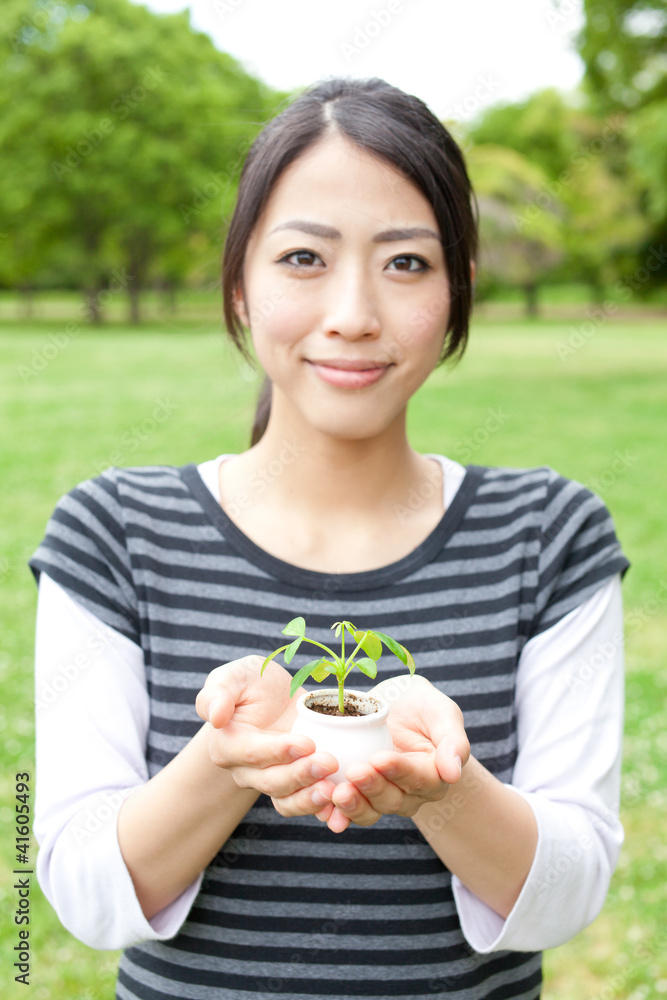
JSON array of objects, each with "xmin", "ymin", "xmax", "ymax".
[{"xmin": 261, "ymin": 617, "xmax": 416, "ymax": 714}]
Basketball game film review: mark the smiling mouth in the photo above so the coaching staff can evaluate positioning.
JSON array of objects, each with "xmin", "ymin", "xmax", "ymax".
[
  {"xmin": 306, "ymin": 360, "xmax": 392, "ymax": 388},
  {"xmin": 306, "ymin": 359, "xmax": 392, "ymax": 371}
]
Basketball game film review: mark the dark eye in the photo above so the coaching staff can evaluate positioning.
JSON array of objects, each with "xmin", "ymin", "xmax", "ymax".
[
  {"xmin": 388, "ymin": 255, "xmax": 430, "ymax": 272},
  {"xmin": 279, "ymin": 250, "xmax": 321, "ymax": 267}
]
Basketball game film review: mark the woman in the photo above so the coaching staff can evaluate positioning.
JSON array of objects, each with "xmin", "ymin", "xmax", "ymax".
[{"xmin": 30, "ymin": 78, "xmax": 628, "ymax": 999}]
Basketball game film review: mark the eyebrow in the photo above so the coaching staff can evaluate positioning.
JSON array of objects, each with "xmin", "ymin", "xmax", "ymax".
[{"xmin": 268, "ymin": 220, "xmax": 441, "ymax": 243}]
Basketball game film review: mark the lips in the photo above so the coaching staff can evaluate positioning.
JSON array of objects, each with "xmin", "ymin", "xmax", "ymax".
[{"xmin": 307, "ymin": 359, "xmax": 391, "ymax": 389}]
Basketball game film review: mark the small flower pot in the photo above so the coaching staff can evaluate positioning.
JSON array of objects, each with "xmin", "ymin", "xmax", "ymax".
[{"xmin": 291, "ymin": 688, "xmax": 393, "ymax": 785}]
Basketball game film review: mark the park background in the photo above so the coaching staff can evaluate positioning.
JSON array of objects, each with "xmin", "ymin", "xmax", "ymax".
[{"xmin": 1, "ymin": 0, "xmax": 665, "ymax": 996}]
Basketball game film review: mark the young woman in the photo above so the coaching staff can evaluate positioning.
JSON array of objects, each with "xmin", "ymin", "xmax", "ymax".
[{"xmin": 30, "ymin": 78, "xmax": 628, "ymax": 1000}]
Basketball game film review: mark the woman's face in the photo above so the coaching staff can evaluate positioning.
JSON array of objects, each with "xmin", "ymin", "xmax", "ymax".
[{"xmin": 237, "ymin": 132, "xmax": 451, "ymax": 442}]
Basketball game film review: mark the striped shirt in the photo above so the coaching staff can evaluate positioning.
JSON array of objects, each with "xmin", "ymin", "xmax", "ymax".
[{"xmin": 29, "ymin": 460, "xmax": 629, "ymax": 999}]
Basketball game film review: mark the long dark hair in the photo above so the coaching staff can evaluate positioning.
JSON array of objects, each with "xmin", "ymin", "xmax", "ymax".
[{"xmin": 222, "ymin": 77, "xmax": 479, "ymax": 445}]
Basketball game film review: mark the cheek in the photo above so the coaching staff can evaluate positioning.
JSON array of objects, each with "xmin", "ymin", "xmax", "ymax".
[
  {"xmin": 398, "ymin": 291, "xmax": 450, "ymax": 359},
  {"xmin": 249, "ymin": 296, "xmax": 312, "ymax": 354}
]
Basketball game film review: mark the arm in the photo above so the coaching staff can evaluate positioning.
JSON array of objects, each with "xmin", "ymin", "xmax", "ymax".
[
  {"xmin": 449, "ymin": 574, "xmax": 625, "ymax": 952},
  {"xmin": 312, "ymin": 576, "xmax": 624, "ymax": 951},
  {"xmin": 34, "ymin": 573, "xmax": 207, "ymax": 948},
  {"xmin": 33, "ymin": 575, "xmax": 335, "ymax": 945}
]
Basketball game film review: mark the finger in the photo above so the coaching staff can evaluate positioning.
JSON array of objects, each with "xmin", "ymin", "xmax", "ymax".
[
  {"xmin": 361, "ymin": 752, "xmax": 446, "ymax": 801},
  {"xmin": 331, "ymin": 781, "xmax": 382, "ymax": 827},
  {"xmin": 345, "ymin": 760, "xmax": 426, "ymax": 815},
  {"xmin": 434, "ymin": 740, "xmax": 467, "ymax": 784},
  {"xmin": 209, "ymin": 724, "xmax": 316, "ymax": 772},
  {"xmin": 196, "ymin": 663, "xmax": 249, "ymax": 725},
  {"xmin": 234, "ymin": 751, "xmax": 339, "ymax": 797},
  {"xmin": 326, "ymin": 806, "xmax": 351, "ymax": 834},
  {"xmin": 272, "ymin": 777, "xmax": 336, "ymax": 816}
]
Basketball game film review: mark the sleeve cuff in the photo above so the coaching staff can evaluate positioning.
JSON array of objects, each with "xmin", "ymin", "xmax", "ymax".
[
  {"xmin": 37, "ymin": 789, "xmax": 202, "ymax": 950},
  {"xmin": 451, "ymin": 785, "xmax": 622, "ymax": 954}
]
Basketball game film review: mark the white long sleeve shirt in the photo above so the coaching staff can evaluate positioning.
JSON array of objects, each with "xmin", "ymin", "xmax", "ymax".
[{"xmin": 32, "ymin": 456, "xmax": 625, "ymax": 953}]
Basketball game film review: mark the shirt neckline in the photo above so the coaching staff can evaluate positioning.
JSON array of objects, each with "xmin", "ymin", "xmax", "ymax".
[{"xmin": 179, "ymin": 460, "xmax": 484, "ymax": 590}]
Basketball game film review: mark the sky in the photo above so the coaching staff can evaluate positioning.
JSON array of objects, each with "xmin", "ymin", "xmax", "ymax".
[{"xmin": 133, "ymin": 0, "xmax": 587, "ymax": 121}]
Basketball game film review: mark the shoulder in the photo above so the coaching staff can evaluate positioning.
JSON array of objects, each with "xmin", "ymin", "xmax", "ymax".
[
  {"xmin": 474, "ymin": 463, "xmax": 609, "ymax": 527},
  {"xmin": 63, "ymin": 463, "xmax": 188, "ymax": 507}
]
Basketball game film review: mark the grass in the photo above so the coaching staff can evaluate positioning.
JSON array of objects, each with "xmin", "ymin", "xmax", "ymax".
[{"xmin": 1, "ymin": 307, "xmax": 666, "ymax": 998}]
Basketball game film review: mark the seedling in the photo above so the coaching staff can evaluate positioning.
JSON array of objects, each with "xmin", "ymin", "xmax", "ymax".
[{"xmin": 261, "ymin": 617, "xmax": 415, "ymax": 714}]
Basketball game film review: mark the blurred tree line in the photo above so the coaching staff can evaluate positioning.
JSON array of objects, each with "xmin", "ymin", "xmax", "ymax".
[
  {"xmin": 0, "ymin": 0, "xmax": 284, "ymax": 321},
  {"xmin": 463, "ymin": 0, "xmax": 666, "ymax": 313},
  {"xmin": 0, "ymin": 0, "xmax": 665, "ymax": 321}
]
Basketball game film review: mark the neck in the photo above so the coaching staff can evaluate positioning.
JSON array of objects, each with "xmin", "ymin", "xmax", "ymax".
[{"xmin": 241, "ymin": 396, "xmax": 434, "ymax": 520}]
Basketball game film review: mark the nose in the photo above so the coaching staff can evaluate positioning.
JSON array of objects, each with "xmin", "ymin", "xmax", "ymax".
[{"xmin": 320, "ymin": 266, "xmax": 381, "ymax": 341}]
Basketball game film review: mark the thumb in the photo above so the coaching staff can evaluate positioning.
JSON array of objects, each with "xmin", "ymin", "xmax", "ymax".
[
  {"xmin": 418, "ymin": 687, "xmax": 470, "ymax": 784},
  {"xmin": 195, "ymin": 661, "xmax": 252, "ymax": 728}
]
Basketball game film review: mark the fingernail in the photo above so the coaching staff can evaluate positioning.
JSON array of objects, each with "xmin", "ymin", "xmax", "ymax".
[
  {"xmin": 208, "ymin": 697, "xmax": 221, "ymax": 724},
  {"xmin": 289, "ymin": 744, "xmax": 309, "ymax": 760},
  {"xmin": 310, "ymin": 761, "xmax": 332, "ymax": 779},
  {"xmin": 454, "ymin": 754, "xmax": 462, "ymax": 777},
  {"xmin": 311, "ymin": 788, "xmax": 330, "ymax": 806}
]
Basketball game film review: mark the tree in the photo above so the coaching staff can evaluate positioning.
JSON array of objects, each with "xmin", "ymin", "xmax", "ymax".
[
  {"xmin": 574, "ymin": 0, "xmax": 667, "ymax": 292},
  {"xmin": 0, "ymin": 0, "xmax": 280, "ymax": 321},
  {"xmin": 575, "ymin": 0, "xmax": 666, "ymax": 114},
  {"xmin": 467, "ymin": 88, "xmax": 650, "ymax": 301},
  {"xmin": 465, "ymin": 144, "xmax": 565, "ymax": 316}
]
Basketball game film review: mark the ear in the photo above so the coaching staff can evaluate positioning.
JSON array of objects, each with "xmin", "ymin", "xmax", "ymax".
[
  {"xmin": 470, "ymin": 260, "xmax": 477, "ymax": 288},
  {"xmin": 233, "ymin": 285, "xmax": 249, "ymax": 327}
]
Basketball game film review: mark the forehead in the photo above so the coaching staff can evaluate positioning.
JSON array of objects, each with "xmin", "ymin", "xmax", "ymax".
[{"xmin": 256, "ymin": 132, "xmax": 437, "ymax": 233}]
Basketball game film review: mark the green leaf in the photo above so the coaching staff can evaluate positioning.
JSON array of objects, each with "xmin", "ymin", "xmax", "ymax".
[
  {"xmin": 311, "ymin": 659, "xmax": 336, "ymax": 682},
  {"xmin": 289, "ymin": 658, "xmax": 329, "ymax": 697},
  {"xmin": 283, "ymin": 635, "xmax": 304, "ymax": 664},
  {"xmin": 261, "ymin": 644, "xmax": 289, "ymax": 674},
  {"xmin": 282, "ymin": 616, "xmax": 306, "ymax": 637},
  {"xmin": 372, "ymin": 630, "xmax": 407, "ymax": 664},
  {"xmin": 353, "ymin": 629, "xmax": 382, "ymax": 660},
  {"xmin": 400, "ymin": 644, "xmax": 416, "ymax": 675},
  {"xmin": 354, "ymin": 657, "xmax": 378, "ymax": 679}
]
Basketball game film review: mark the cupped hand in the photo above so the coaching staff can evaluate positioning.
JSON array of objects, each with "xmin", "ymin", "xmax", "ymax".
[
  {"xmin": 195, "ymin": 655, "xmax": 338, "ymax": 804},
  {"xmin": 315, "ymin": 674, "xmax": 470, "ymax": 832}
]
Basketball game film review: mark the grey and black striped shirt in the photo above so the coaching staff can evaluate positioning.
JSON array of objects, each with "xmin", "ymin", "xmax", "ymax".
[{"xmin": 29, "ymin": 460, "xmax": 628, "ymax": 1000}]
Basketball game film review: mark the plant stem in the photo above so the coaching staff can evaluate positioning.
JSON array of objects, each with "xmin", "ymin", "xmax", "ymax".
[{"xmin": 338, "ymin": 673, "xmax": 345, "ymax": 714}]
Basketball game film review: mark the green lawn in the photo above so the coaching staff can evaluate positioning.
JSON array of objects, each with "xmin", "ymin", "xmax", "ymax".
[{"xmin": 1, "ymin": 311, "xmax": 666, "ymax": 997}]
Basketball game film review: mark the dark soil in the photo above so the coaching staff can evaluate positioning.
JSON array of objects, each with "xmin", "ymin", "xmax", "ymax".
[{"xmin": 307, "ymin": 692, "xmax": 380, "ymax": 717}]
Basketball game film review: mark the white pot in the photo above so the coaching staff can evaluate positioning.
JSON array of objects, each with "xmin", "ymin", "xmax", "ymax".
[{"xmin": 291, "ymin": 688, "xmax": 393, "ymax": 785}]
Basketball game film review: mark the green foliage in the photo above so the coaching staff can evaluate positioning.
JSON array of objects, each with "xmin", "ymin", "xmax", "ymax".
[
  {"xmin": 261, "ymin": 617, "xmax": 415, "ymax": 714},
  {"xmin": 466, "ymin": 86, "xmax": 652, "ymax": 302},
  {"xmin": 0, "ymin": 0, "xmax": 281, "ymax": 316},
  {"xmin": 575, "ymin": 0, "xmax": 667, "ymax": 114}
]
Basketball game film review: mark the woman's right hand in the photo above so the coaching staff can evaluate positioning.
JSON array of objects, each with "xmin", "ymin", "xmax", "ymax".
[{"xmin": 195, "ymin": 655, "xmax": 339, "ymax": 804}]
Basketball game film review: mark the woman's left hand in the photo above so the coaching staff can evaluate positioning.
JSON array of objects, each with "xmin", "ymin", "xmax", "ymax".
[{"xmin": 272, "ymin": 674, "xmax": 470, "ymax": 833}]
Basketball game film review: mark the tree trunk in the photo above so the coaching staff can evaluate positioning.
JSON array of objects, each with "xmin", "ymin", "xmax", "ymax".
[
  {"xmin": 524, "ymin": 283, "xmax": 539, "ymax": 317},
  {"xmin": 588, "ymin": 278, "xmax": 605, "ymax": 305},
  {"xmin": 19, "ymin": 285, "xmax": 34, "ymax": 319},
  {"xmin": 128, "ymin": 281, "xmax": 141, "ymax": 325},
  {"xmin": 85, "ymin": 285, "xmax": 103, "ymax": 324}
]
